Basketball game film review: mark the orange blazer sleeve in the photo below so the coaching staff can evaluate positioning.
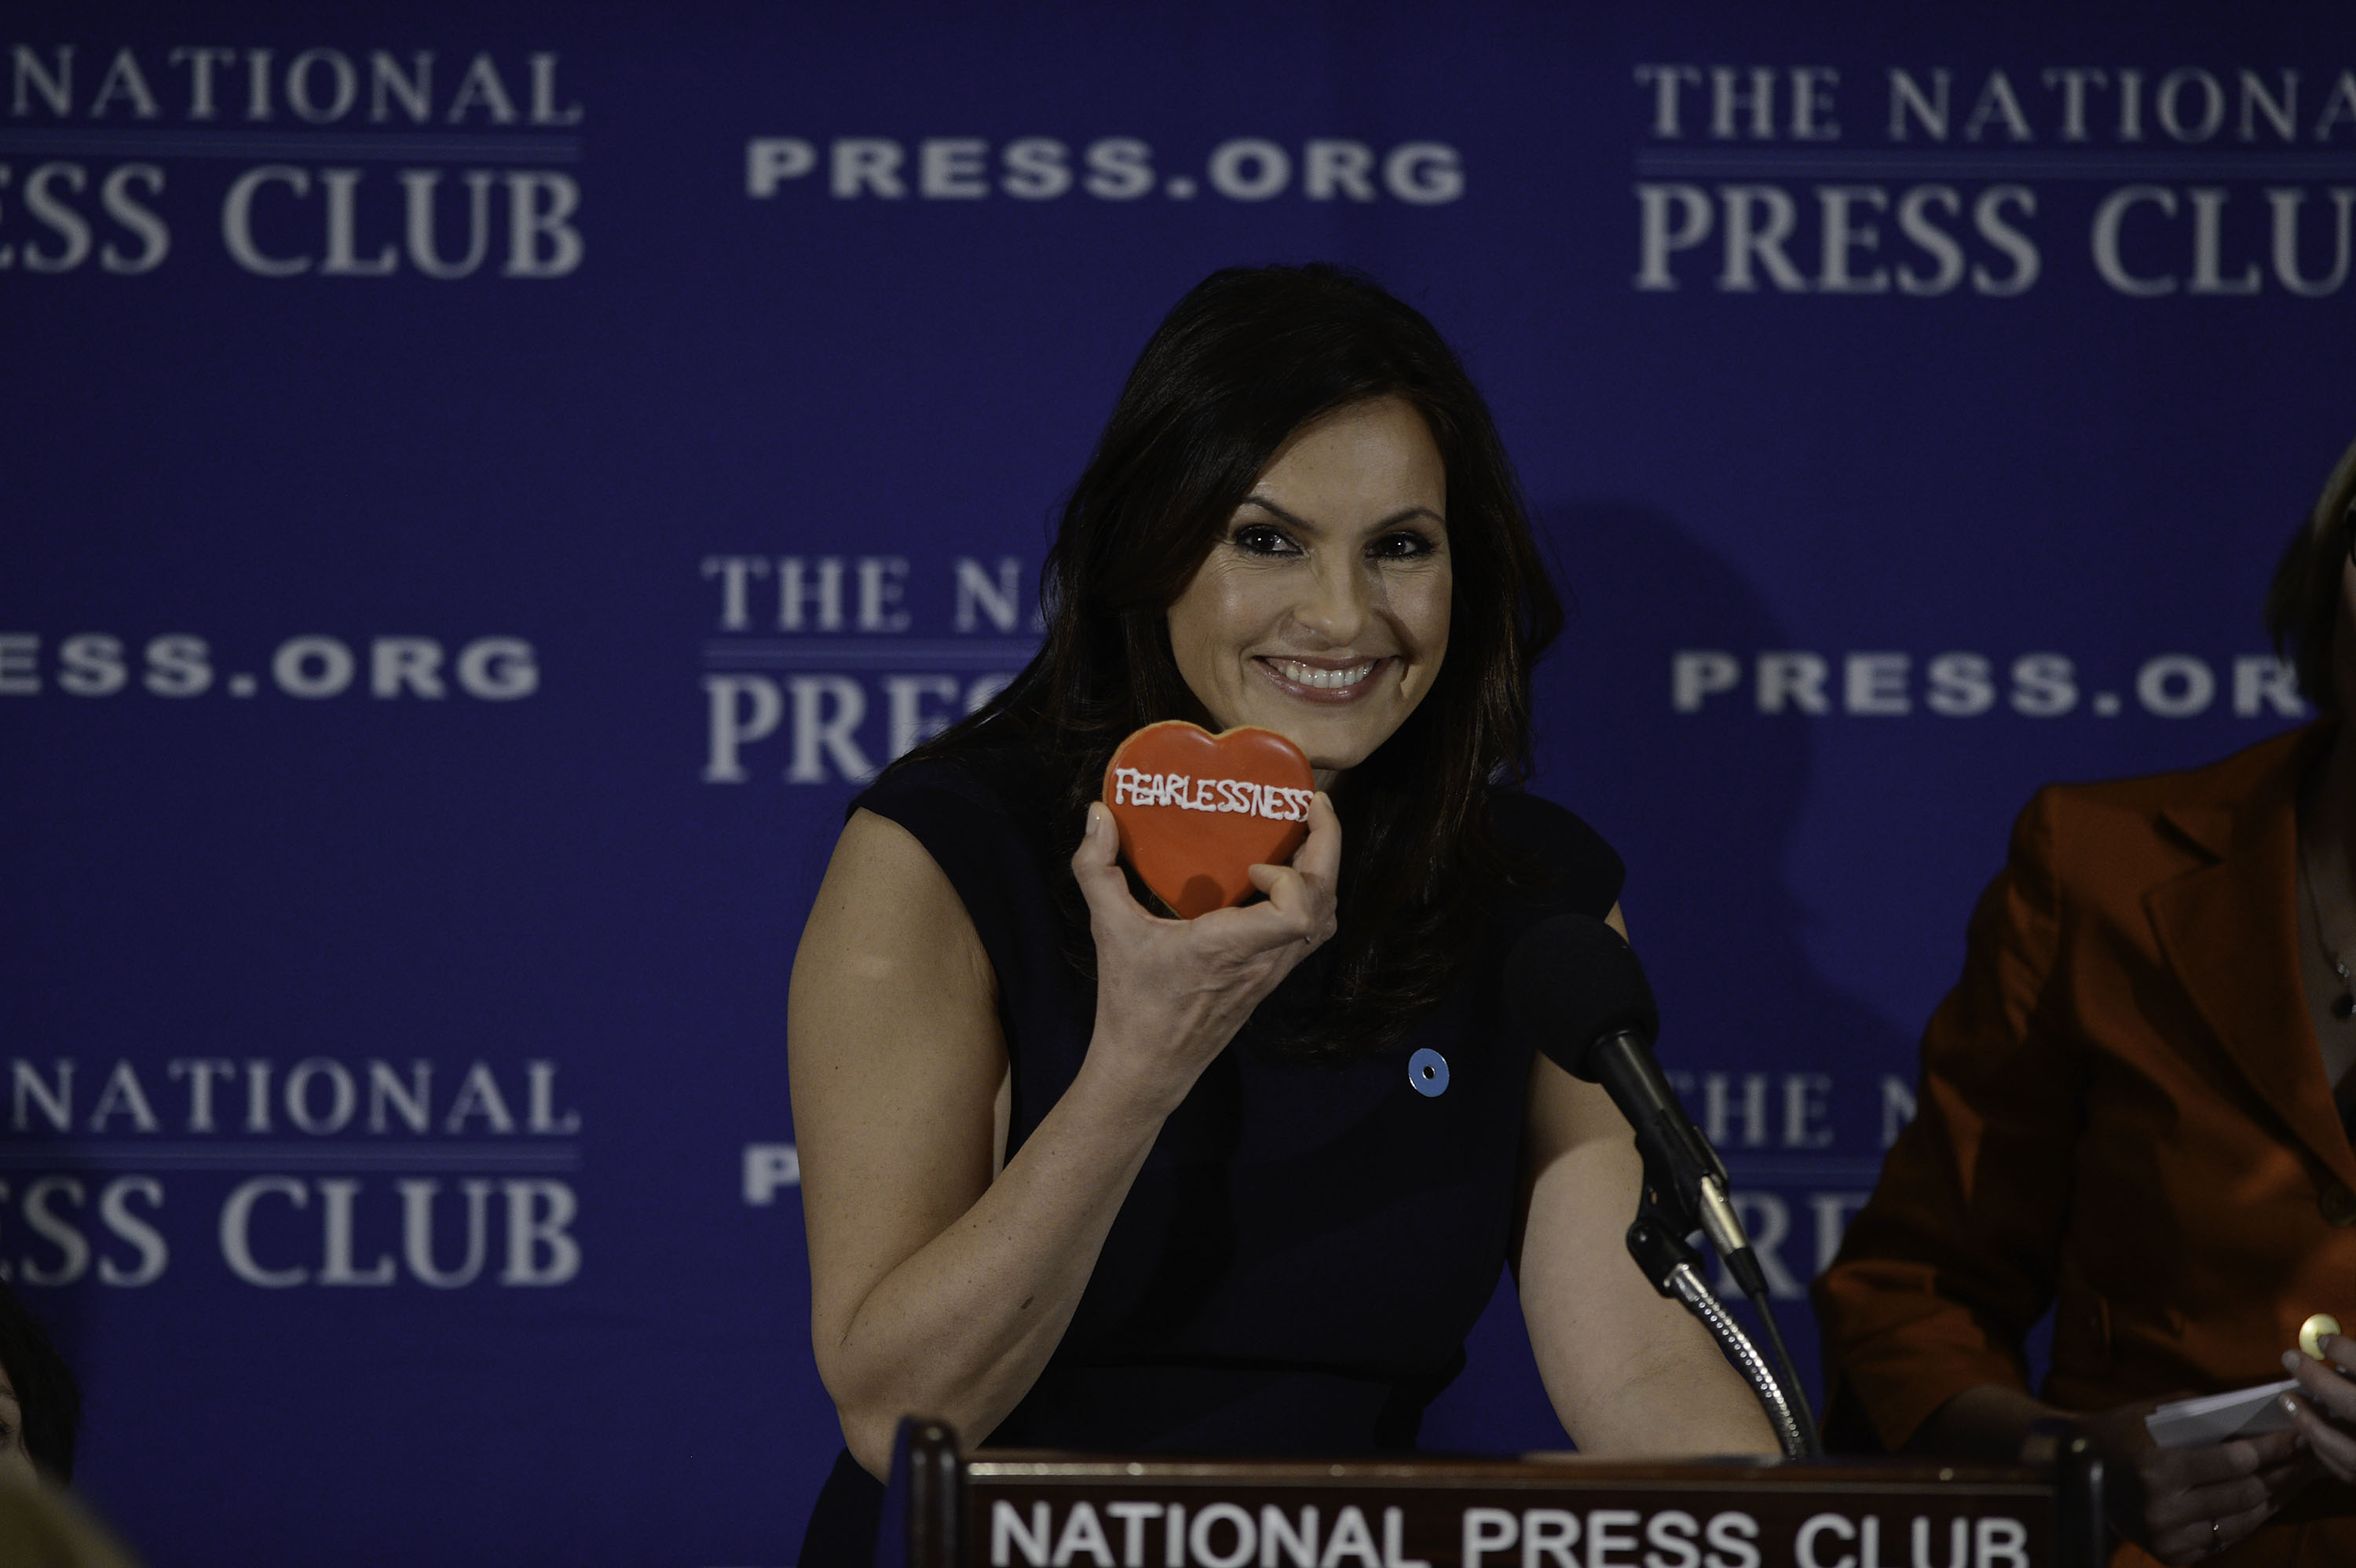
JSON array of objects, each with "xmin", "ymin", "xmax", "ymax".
[{"xmin": 1812, "ymin": 785, "xmax": 2077, "ymax": 1452}]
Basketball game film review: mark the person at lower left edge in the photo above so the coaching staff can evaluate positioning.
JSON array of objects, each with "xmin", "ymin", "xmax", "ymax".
[{"xmin": 0, "ymin": 1276, "xmax": 79, "ymax": 1486}]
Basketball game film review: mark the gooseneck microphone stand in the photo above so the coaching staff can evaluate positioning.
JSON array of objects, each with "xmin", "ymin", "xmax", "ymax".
[{"xmin": 1622, "ymin": 1132, "xmax": 1821, "ymax": 1459}]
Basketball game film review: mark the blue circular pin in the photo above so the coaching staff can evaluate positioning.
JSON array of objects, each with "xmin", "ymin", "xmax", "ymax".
[{"xmin": 1407, "ymin": 1048, "xmax": 1450, "ymax": 1098}]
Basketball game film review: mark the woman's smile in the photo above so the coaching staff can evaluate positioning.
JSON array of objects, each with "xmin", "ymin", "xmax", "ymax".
[{"xmin": 1257, "ymin": 654, "xmax": 1392, "ymax": 699}]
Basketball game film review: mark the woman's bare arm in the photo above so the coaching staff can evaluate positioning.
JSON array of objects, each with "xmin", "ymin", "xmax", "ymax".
[
  {"xmin": 1513, "ymin": 905, "xmax": 1780, "ymax": 1457},
  {"xmin": 790, "ymin": 798, "xmax": 1339, "ymax": 1476}
]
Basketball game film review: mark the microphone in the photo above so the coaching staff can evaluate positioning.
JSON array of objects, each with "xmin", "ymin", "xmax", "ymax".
[{"xmin": 1501, "ymin": 913, "xmax": 1762, "ymax": 1299}]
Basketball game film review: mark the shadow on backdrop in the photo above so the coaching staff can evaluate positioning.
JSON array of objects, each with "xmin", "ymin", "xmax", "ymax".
[{"xmin": 1419, "ymin": 502, "xmax": 1912, "ymax": 1453}]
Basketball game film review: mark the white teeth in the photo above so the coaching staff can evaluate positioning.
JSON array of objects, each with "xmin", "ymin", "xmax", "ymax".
[{"xmin": 1271, "ymin": 658, "xmax": 1379, "ymax": 689}]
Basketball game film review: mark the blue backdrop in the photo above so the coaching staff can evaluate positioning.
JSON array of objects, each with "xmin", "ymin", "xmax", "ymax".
[{"xmin": 4, "ymin": 2, "xmax": 2351, "ymax": 1560}]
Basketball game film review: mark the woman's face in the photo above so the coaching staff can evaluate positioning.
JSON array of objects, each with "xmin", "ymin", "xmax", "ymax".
[{"xmin": 1165, "ymin": 397, "xmax": 1451, "ymax": 783}]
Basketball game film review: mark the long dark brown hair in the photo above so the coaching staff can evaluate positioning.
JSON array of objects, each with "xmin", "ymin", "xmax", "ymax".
[{"xmin": 896, "ymin": 263, "xmax": 1563, "ymax": 1056}]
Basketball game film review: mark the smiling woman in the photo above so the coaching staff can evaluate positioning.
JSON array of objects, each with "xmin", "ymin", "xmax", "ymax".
[{"xmin": 785, "ymin": 265, "xmax": 1777, "ymax": 1567}]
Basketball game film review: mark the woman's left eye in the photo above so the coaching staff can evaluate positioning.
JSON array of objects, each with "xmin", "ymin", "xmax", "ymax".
[{"xmin": 1369, "ymin": 532, "xmax": 1436, "ymax": 560}]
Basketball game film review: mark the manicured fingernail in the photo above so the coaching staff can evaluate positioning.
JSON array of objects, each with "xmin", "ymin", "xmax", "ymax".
[{"xmin": 2285, "ymin": 1351, "xmax": 2303, "ymax": 1370}]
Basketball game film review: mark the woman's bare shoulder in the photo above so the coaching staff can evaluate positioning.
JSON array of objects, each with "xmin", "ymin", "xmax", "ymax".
[{"xmin": 794, "ymin": 807, "xmax": 997, "ymax": 1015}]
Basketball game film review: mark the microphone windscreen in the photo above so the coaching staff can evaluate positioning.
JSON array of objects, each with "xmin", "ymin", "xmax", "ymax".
[{"xmin": 1502, "ymin": 912, "xmax": 1660, "ymax": 1082}]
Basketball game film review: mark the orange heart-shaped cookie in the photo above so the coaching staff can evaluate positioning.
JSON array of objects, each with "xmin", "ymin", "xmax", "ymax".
[{"xmin": 1103, "ymin": 722, "xmax": 1315, "ymax": 919}]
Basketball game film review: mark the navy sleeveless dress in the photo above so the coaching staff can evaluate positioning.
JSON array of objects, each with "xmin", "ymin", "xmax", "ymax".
[{"xmin": 798, "ymin": 734, "xmax": 1622, "ymax": 1566}]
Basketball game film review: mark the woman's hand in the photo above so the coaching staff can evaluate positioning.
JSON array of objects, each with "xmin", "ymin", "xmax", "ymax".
[
  {"xmin": 1910, "ymin": 1385, "xmax": 2313, "ymax": 1563},
  {"xmin": 2282, "ymin": 1332, "xmax": 2356, "ymax": 1483},
  {"xmin": 2076, "ymin": 1398, "xmax": 2313, "ymax": 1564},
  {"xmin": 1070, "ymin": 792, "xmax": 1341, "ymax": 1120}
]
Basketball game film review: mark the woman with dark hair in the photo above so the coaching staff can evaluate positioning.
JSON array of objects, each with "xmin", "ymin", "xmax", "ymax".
[
  {"xmin": 0, "ymin": 1277, "xmax": 79, "ymax": 1485},
  {"xmin": 1816, "ymin": 433, "xmax": 2356, "ymax": 1565},
  {"xmin": 788, "ymin": 264, "xmax": 1776, "ymax": 1564}
]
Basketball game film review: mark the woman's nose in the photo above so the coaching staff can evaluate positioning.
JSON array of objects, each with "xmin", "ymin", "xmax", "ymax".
[{"xmin": 1291, "ymin": 552, "xmax": 1373, "ymax": 645}]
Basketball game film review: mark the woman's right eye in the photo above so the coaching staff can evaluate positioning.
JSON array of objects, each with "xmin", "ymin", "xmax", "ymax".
[{"xmin": 1232, "ymin": 524, "xmax": 1297, "ymax": 556}]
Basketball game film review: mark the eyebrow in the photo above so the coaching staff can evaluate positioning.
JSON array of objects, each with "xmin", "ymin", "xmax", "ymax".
[{"xmin": 1237, "ymin": 495, "xmax": 1445, "ymax": 532}]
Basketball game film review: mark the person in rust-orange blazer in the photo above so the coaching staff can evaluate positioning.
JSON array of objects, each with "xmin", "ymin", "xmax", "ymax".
[
  {"xmin": 1817, "ymin": 437, "xmax": 2356, "ymax": 1568},
  {"xmin": 1817, "ymin": 728, "xmax": 2351, "ymax": 1556}
]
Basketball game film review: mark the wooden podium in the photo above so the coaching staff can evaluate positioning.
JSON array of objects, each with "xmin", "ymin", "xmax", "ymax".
[{"xmin": 876, "ymin": 1422, "xmax": 2109, "ymax": 1568}]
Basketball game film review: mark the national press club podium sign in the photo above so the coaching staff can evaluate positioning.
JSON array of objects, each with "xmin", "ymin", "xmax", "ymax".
[{"xmin": 3, "ymin": 3, "xmax": 2351, "ymax": 1562}]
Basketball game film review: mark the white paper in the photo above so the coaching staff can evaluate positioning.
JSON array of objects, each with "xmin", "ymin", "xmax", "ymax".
[{"xmin": 2143, "ymin": 1379, "xmax": 2298, "ymax": 1448}]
